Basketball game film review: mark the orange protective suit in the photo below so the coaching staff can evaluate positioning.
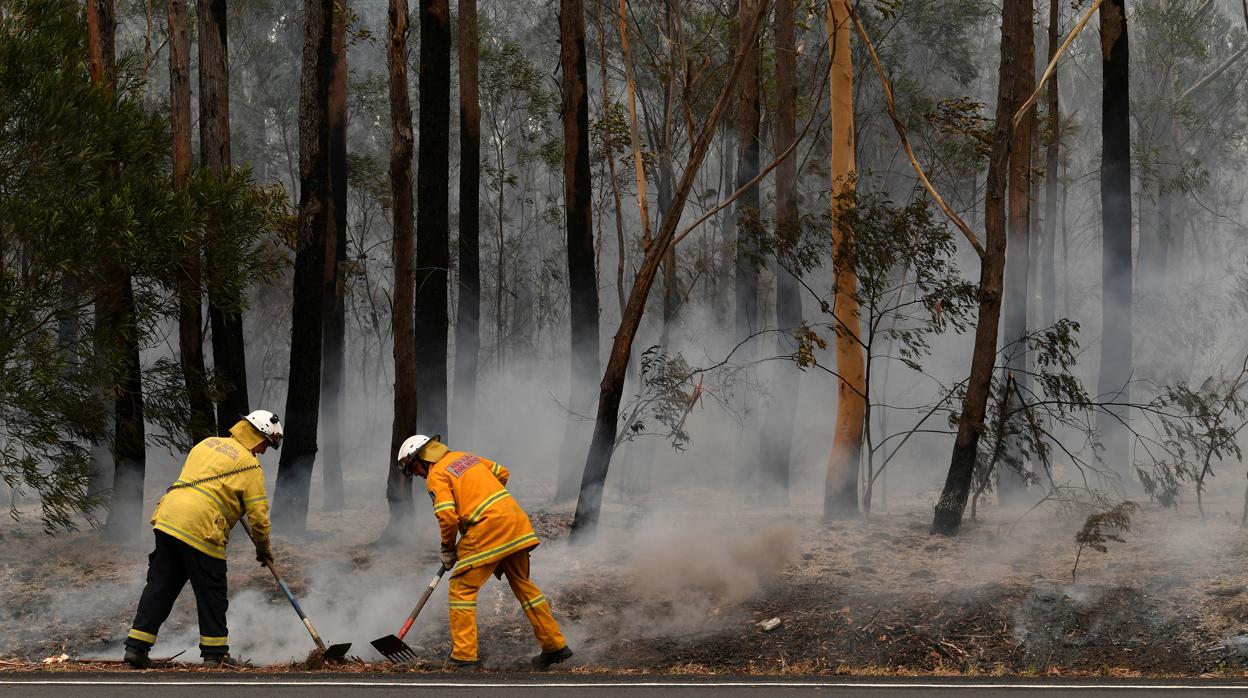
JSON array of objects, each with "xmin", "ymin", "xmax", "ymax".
[{"xmin": 425, "ymin": 450, "xmax": 566, "ymax": 662}]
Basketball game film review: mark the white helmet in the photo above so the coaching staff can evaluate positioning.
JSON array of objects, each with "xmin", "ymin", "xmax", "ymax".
[
  {"xmin": 398, "ymin": 434, "xmax": 431, "ymax": 464},
  {"xmin": 243, "ymin": 409, "xmax": 284, "ymax": 449}
]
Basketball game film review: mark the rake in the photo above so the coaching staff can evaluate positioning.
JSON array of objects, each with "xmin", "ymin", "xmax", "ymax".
[
  {"xmin": 238, "ymin": 517, "xmax": 351, "ymax": 666},
  {"xmin": 370, "ymin": 564, "xmax": 448, "ymax": 663}
]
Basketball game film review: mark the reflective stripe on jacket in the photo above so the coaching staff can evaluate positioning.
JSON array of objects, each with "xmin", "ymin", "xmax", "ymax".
[
  {"xmin": 426, "ymin": 451, "xmax": 537, "ymax": 575},
  {"xmin": 150, "ymin": 421, "xmax": 271, "ymax": 559}
]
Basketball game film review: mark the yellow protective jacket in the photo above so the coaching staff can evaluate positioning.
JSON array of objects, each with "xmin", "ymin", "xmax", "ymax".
[
  {"xmin": 150, "ymin": 421, "xmax": 271, "ymax": 560},
  {"xmin": 426, "ymin": 450, "xmax": 538, "ymax": 576}
]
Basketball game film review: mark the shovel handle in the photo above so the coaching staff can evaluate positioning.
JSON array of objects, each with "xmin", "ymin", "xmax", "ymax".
[
  {"xmin": 397, "ymin": 564, "xmax": 448, "ymax": 641},
  {"xmin": 239, "ymin": 517, "xmax": 327, "ymax": 652}
]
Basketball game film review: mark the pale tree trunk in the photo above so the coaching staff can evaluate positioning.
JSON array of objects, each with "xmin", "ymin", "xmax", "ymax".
[
  {"xmin": 273, "ymin": 0, "xmax": 334, "ymax": 533},
  {"xmin": 1097, "ymin": 0, "xmax": 1133, "ymax": 483},
  {"xmin": 170, "ymin": 0, "xmax": 213, "ymax": 444},
  {"xmin": 384, "ymin": 0, "xmax": 417, "ymax": 540},
  {"xmin": 414, "ymin": 0, "xmax": 451, "ymax": 439},
  {"xmin": 823, "ymin": 0, "xmax": 865, "ymax": 520},
  {"xmin": 998, "ymin": 0, "xmax": 1035, "ymax": 506},
  {"xmin": 555, "ymin": 0, "xmax": 600, "ymax": 501},
  {"xmin": 759, "ymin": 0, "xmax": 800, "ymax": 507},
  {"xmin": 931, "ymin": 0, "xmax": 1027, "ymax": 535},
  {"xmin": 199, "ymin": 0, "xmax": 250, "ymax": 436},
  {"xmin": 570, "ymin": 0, "xmax": 769, "ymax": 542},
  {"xmin": 320, "ymin": 2, "xmax": 348, "ymax": 511},
  {"xmin": 452, "ymin": 0, "xmax": 481, "ymax": 445}
]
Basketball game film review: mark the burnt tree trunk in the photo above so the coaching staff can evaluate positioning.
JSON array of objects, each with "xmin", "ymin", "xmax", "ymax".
[
  {"xmin": 321, "ymin": 2, "xmax": 348, "ymax": 511},
  {"xmin": 199, "ymin": 0, "xmax": 250, "ymax": 436},
  {"xmin": 415, "ymin": 0, "xmax": 451, "ymax": 440},
  {"xmin": 555, "ymin": 0, "xmax": 600, "ymax": 502},
  {"xmin": 385, "ymin": 0, "xmax": 417, "ymax": 539},
  {"xmin": 274, "ymin": 0, "xmax": 335, "ymax": 532},
  {"xmin": 1097, "ymin": 0, "xmax": 1133, "ymax": 482},
  {"xmin": 170, "ymin": 0, "xmax": 213, "ymax": 444},
  {"xmin": 1040, "ymin": 0, "xmax": 1060, "ymax": 330},
  {"xmin": 931, "ymin": 0, "xmax": 1026, "ymax": 536},
  {"xmin": 733, "ymin": 0, "xmax": 761, "ymax": 342},
  {"xmin": 570, "ymin": 0, "xmax": 769, "ymax": 542},
  {"xmin": 759, "ymin": 0, "xmax": 800, "ymax": 507},
  {"xmin": 452, "ymin": 0, "xmax": 481, "ymax": 441},
  {"xmin": 998, "ymin": 0, "xmax": 1035, "ymax": 505},
  {"xmin": 91, "ymin": 0, "xmax": 147, "ymax": 539}
]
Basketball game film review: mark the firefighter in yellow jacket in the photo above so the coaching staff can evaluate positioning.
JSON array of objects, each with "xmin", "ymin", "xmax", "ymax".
[
  {"xmin": 123, "ymin": 410, "xmax": 284, "ymax": 669},
  {"xmin": 398, "ymin": 434, "xmax": 573, "ymax": 670}
]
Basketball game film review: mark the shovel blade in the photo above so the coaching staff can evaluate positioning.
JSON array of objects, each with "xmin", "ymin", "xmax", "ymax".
[
  {"xmin": 370, "ymin": 634, "xmax": 418, "ymax": 664},
  {"xmin": 324, "ymin": 643, "xmax": 352, "ymax": 662}
]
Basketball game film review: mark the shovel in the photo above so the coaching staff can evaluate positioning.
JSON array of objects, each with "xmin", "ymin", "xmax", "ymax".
[
  {"xmin": 370, "ymin": 564, "xmax": 448, "ymax": 663},
  {"xmin": 238, "ymin": 517, "xmax": 351, "ymax": 666}
]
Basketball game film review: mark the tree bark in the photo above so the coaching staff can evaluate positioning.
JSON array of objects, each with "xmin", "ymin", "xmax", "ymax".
[
  {"xmin": 1040, "ymin": 0, "xmax": 1060, "ymax": 330},
  {"xmin": 169, "ymin": 0, "xmax": 213, "ymax": 444},
  {"xmin": 385, "ymin": 0, "xmax": 417, "ymax": 539},
  {"xmin": 199, "ymin": 0, "xmax": 250, "ymax": 436},
  {"xmin": 90, "ymin": 0, "xmax": 147, "ymax": 540},
  {"xmin": 555, "ymin": 0, "xmax": 600, "ymax": 501},
  {"xmin": 570, "ymin": 0, "xmax": 769, "ymax": 542},
  {"xmin": 415, "ymin": 0, "xmax": 451, "ymax": 440},
  {"xmin": 931, "ymin": 0, "xmax": 1025, "ymax": 536},
  {"xmin": 759, "ymin": 0, "xmax": 800, "ymax": 507},
  {"xmin": 452, "ymin": 0, "xmax": 481, "ymax": 444},
  {"xmin": 1096, "ymin": 0, "xmax": 1133, "ymax": 481},
  {"xmin": 998, "ymin": 0, "xmax": 1036, "ymax": 506},
  {"xmin": 273, "ymin": 0, "xmax": 335, "ymax": 532},
  {"xmin": 320, "ymin": 1, "xmax": 348, "ymax": 511},
  {"xmin": 733, "ymin": 0, "xmax": 761, "ymax": 342},
  {"xmin": 823, "ymin": 0, "xmax": 864, "ymax": 519}
]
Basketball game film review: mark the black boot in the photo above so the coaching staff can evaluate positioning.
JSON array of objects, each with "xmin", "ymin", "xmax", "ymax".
[
  {"xmin": 448, "ymin": 655, "xmax": 481, "ymax": 670},
  {"xmin": 203, "ymin": 654, "xmax": 246, "ymax": 668},
  {"xmin": 531, "ymin": 646, "xmax": 573, "ymax": 670},
  {"xmin": 123, "ymin": 648, "xmax": 152, "ymax": 670}
]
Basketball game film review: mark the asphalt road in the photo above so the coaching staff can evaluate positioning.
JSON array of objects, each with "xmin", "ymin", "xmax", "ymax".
[{"xmin": 3, "ymin": 674, "xmax": 1248, "ymax": 697}]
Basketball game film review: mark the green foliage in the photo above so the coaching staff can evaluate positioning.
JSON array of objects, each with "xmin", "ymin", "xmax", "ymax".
[
  {"xmin": 1136, "ymin": 365, "xmax": 1248, "ymax": 513},
  {"xmin": 0, "ymin": 0, "xmax": 284, "ymax": 531},
  {"xmin": 1071, "ymin": 501, "xmax": 1138, "ymax": 582}
]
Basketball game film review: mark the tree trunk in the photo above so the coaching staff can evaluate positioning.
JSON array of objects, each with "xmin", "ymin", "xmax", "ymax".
[
  {"xmin": 998, "ymin": 0, "xmax": 1036, "ymax": 506},
  {"xmin": 385, "ymin": 0, "xmax": 417, "ymax": 539},
  {"xmin": 415, "ymin": 0, "xmax": 451, "ymax": 440},
  {"xmin": 931, "ymin": 0, "xmax": 1025, "ymax": 536},
  {"xmin": 1097, "ymin": 0, "xmax": 1133, "ymax": 481},
  {"xmin": 1040, "ymin": 0, "xmax": 1060, "ymax": 330},
  {"xmin": 273, "ymin": 0, "xmax": 335, "ymax": 532},
  {"xmin": 570, "ymin": 0, "xmax": 769, "ymax": 542},
  {"xmin": 169, "ymin": 0, "xmax": 213, "ymax": 444},
  {"xmin": 823, "ymin": 0, "xmax": 864, "ymax": 519},
  {"xmin": 555, "ymin": 0, "xmax": 600, "ymax": 501},
  {"xmin": 452, "ymin": 0, "xmax": 481, "ymax": 443},
  {"xmin": 733, "ymin": 0, "xmax": 761, "ymax": 341},
  {"xmin": 199, "ymin": 0, "xmax": 250, "ymax": 436},
  {"xmin": 90, "ymin": 0, "xmax": 147, "ymax": 540},
  {"xmin": 759, "ymin": 0, "xmax": 800, "ymax": 507},
  {"xmin": 320, "ymin": 1, "xmax": 348, "ymax": 511}
]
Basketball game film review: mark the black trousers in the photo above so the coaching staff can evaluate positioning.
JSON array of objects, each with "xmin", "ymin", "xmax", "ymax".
[{"xmin": 125, "ymin": 530, "xmax": 230, "ymax": 657}]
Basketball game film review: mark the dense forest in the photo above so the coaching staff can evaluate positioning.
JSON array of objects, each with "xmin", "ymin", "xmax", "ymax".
[{"xmin": 6, "ymin": 0, "xmax": 1248, "ymax": 550}]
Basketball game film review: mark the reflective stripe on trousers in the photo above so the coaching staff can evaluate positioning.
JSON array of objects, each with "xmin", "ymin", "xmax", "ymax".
[{"xmin": 446, "ymin": 549, "xmax": 566, "ymax": 662}]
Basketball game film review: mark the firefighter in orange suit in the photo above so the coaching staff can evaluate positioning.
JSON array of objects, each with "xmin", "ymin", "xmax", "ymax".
[{"xmin": 397, "ymin": 434, "xmax": 573, "ymax": 670}]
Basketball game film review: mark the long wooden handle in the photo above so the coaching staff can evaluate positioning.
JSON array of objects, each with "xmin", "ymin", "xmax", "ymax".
[
  {"xmin": 238, "ymin": 516, "xmax": 327, "ymax": 651},
  {"xmin": 397, "ymin": 565, "xmax": 448, "ymax": 641}
]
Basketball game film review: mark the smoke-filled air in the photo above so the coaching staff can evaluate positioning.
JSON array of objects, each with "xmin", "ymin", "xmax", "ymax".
[{"xmin": 7, "ymin": 0, "xmax": 1248, "ymax": 687}]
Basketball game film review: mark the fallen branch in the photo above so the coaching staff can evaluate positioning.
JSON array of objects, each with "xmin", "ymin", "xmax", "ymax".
[
  {"xmin": 1013, "ymin": 0, "xmax": 1104, "ymax": 128},
  {"xmin": 847, "ymin": 6, "xmax": 984, "ymax": 258}
]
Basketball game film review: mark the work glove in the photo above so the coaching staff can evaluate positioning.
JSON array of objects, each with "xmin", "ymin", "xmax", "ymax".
[
  {"xmin": 440, "ymin": 545, "xmax": 457, "ymax": 571},
  {"xmin": 255, "ymin": 541, "xmax": 274, "ymax": 567}
]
